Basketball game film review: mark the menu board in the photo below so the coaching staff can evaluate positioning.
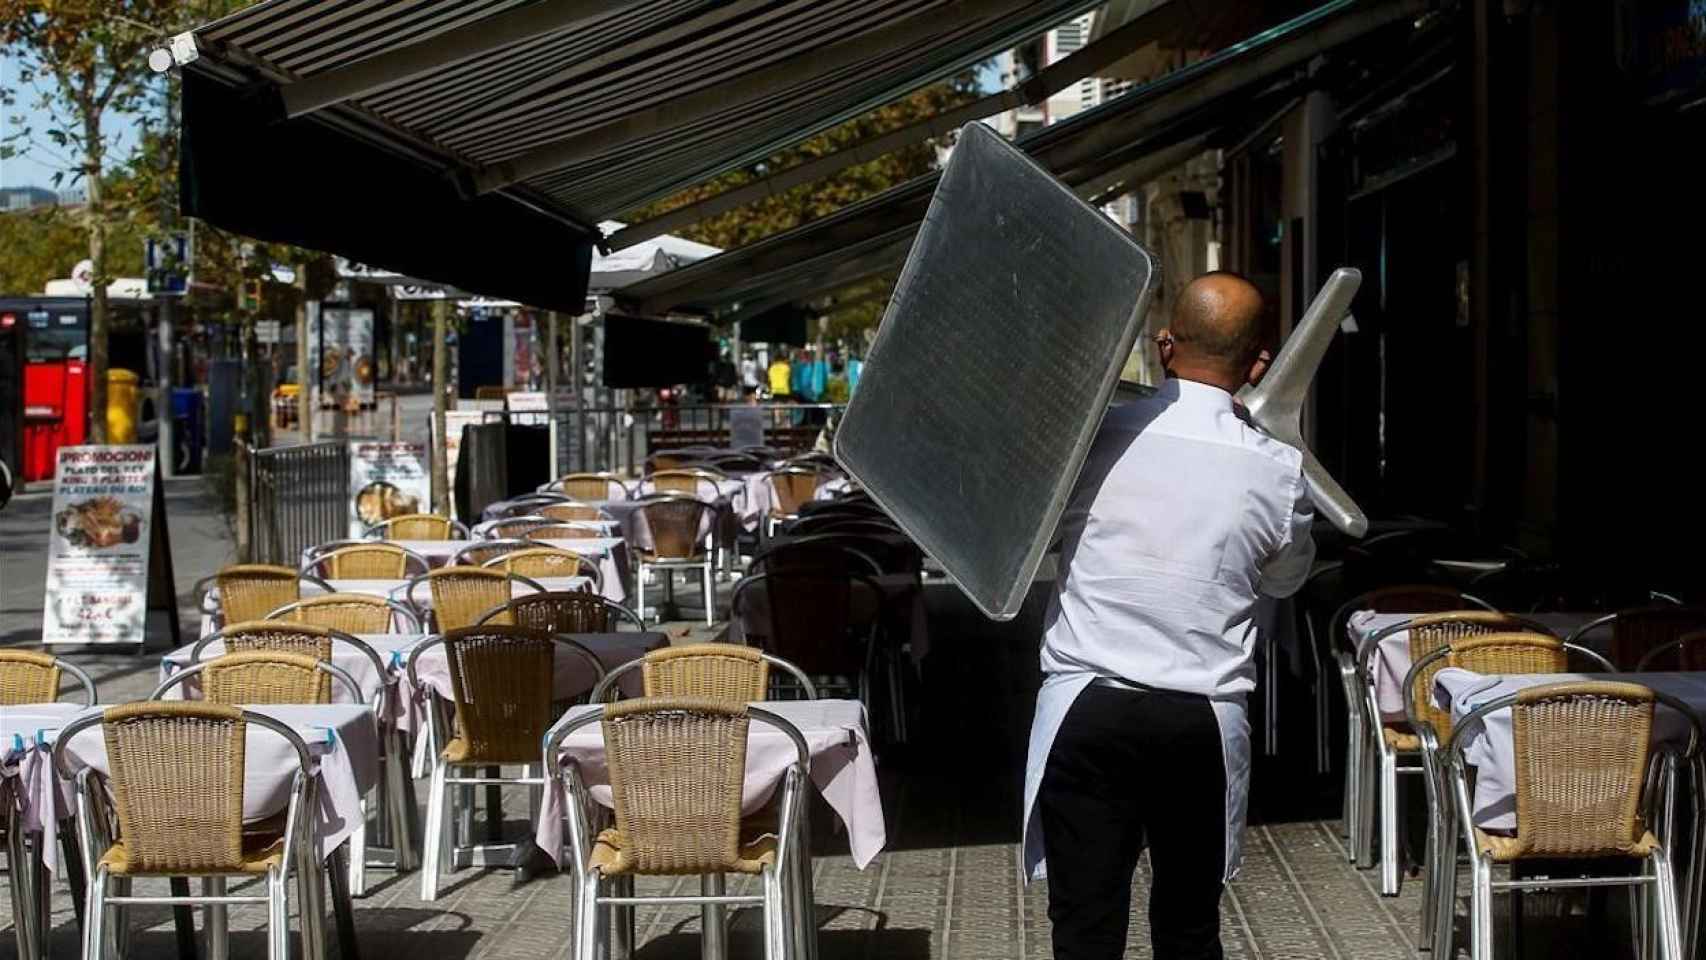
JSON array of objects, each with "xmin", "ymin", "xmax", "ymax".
[
  {"xmin": 435, "ymin": 410, "xmax": 488, "ymax": 519},
  {"xmin": 313, "ymin": 306, "xmax": 377, "ymax": 407},
  {"xmin": 349, "ymin": 441, "xmax": 429, "ymax": 536},
  {"xmin": 43, "ymin": 445, "xmax": 158, "ymax": 645}
]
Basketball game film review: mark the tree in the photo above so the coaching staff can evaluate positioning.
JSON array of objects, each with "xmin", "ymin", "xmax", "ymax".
[
  {"xmin": 1, "ymin": 1, "xmax": 228, "ymax": 442},
  {"xmin": 629, "ymin": 77, "xmax": 980, "ymax": 329}
]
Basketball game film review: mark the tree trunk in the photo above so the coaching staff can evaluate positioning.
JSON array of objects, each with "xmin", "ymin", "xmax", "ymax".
[
  {"xmin": 431, "ymin": 299, "xmax": 450, "ymax": 514},
  {"xmin": 85, "ymin": 119, "xmax": 109, "ymax": 444}
]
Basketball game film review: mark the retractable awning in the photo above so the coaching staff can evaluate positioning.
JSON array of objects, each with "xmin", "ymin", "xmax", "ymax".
[
  {"xmin": 613, "ymin": 0, "xmax": 1429, "ymax": 319},
  {"xmin": 166, "ymin": 0, "xmax": 1104, "ymax": 310}
]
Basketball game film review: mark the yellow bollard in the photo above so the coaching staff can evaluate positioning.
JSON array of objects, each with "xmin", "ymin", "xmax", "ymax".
[{"xmin": 106, "ymin": 369, "xmax": 140, "ymax": 444}]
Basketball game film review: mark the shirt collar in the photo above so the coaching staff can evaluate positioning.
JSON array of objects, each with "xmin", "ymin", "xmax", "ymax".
[{"xmin": 1160, "ymin": 376, "xmax": 1236, "ymax": 409}]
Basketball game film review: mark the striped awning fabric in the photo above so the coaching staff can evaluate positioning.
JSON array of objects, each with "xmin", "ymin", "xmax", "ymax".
[{"xmin": 178, "ymin": 0, "xmax": 1102, "ymax": 233}]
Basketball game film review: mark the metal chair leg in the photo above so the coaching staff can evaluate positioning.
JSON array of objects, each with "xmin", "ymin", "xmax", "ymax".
[
  {"xmin": 1655, "ymin": 848, "xmax": 1685, "ymax": 960},
  {"xmin": 1469, "ymin": 855, "xmax": 1493, "ymax": 960},
  {"xmin": 206, "ymin": 875, "xmax": 229, "ymax": 960},
  {"xmin": 420, "ymin": 759, "xmax": 449, "ymax": 901},
  {"xmin": 1357, "ymin": 728, "xmax": 1378, "ymax": 870},
  {"xmin": 329, "ymin": 845, "xmax": 361, "ymax": 960},
  {"xmin": 701, "ymin": 874, "xmax": 727, "ymax": 960},
  {"xmin": 1379, "ymin": 750, "xmax": 1401, "ymax": 896}
]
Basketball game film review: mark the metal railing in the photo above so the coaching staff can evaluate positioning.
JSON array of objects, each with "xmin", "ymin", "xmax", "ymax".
[
  {"xmin": 553, "ymin": 402, "xmax": 844, "ymax": 476},
  {"xmin": 249, "ymin": 440, "xmax": 349, "ymax": 565}
]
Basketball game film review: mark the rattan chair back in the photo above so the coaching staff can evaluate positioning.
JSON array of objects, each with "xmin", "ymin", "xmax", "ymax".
[
  {"xmin": 489, "ymin": 547, "xmax": 599, "ymax": 583},
  {"xmin": 732, "ymin": 572, "xmax": 874, "ymax": 677},
  {"xmin": 480, "ymin": 590, "xmax": 643, "ymax": 633},
  {"xmin": 216, "ymin": 565, "xmax": 307, "ymax": 624},
  {"xmin": 1510, "ymin": 681, "xmax": 1655, "ymax": 858},
  {"xmin": 202, "ymin": 651, "xmax": 331, "ymax": 705},
  {"xmin": 649, "ymin": 469, "xmax": 720, "ymax": 498},
  {"xmin": 441, "ymin": 625, "xmax": 556, "ymax": 764},
  {"xmin": 1609, "ymin": 607, "xmax": 1706, "ymax": 671},
  {"xmin": 487, "ymin": 517, "xmax": 552, "ymax": 539},
  {"xmin": 642, "ymin": 644, "xmax": 768, "ymax": 701},
  {"xmin": 638, "ymin": 496, "xmax": 713, "ymax": 560},
  {"xmin": 100, "ymin": 701, "xmax": 250, "ymax": 874},
  {"xmin": 453, "ymin": 539, "xmax": 531, "ymax": 566},
  {"xmin": 752, "ymin": 538, "xmax": 883, "ymax": 578},
  {"xmin": 0, "ymin": 649, "xmax": 62, "ymax": 705},
  {"xmin": 198, "ymin": 621, "xmax": 337, "ymax": 700},
  {"xmin": 540, "ymin": 502, "xmax": 610, "ymax": 522},
  {"xmin": 321, "ymin": 543, "xmax": 409, "ymax": 579},
  {"xmin": 765, "ymin": 469, "xmax": 822, "ymax": 517},
  {"xmin": 376, "ymin": 513, "xmax": 458, "ymax": 540},
  {"xmin": 1399, "ymin": 613, "xmax": 1541, "ymax": 738},
  {"xmin": 425, "ymin": 566, "xmax": 516, "ymax": 630},
  {"xmin": 268, "ymin": 593, "xmax": 413, "ymax": 633},
  {"xmin": 552, "ymin": 474, "xmax": 628, "ymax": 501},
  {"xmin": 526, "ymin": 524, "xmax": 598, "ymax": 541},
  {"xmin": 598, "ymin": 697, "xmax": 755, "ymax": 875},
  {"xmin": 1331, "ymin": 584, "xmax": 1490, "ymax": 656}
]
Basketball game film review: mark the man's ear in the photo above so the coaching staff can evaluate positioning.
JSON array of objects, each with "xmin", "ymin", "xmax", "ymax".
[{"xmin": 1247, "ymin": 350, "xmax": 1272, "ymax": 387}]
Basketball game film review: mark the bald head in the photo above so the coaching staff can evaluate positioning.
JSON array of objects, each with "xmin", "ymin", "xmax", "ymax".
[{"xmin": 1168, "ymin": 271, "xmax": 1266, "ymax": 380}]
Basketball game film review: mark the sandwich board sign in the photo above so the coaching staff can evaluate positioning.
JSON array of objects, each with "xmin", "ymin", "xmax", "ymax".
[{"xmin": 42, "ymin": 445, "xmax": 180, "ymax": 649}]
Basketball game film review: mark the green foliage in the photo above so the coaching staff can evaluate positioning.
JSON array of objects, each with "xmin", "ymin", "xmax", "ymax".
[
  {"xmin": 0, "ymin": 202, "xmax": 142, "ymax": 295},
  {"xmin": 629, "ymin": 77, "xmax": 979, "ymax": 330}
]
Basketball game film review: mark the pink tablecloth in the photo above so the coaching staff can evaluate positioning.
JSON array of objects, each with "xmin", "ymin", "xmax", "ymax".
[
  {"xmin": 1350, "ymin": 610, "xmax": 1601, "ymax": 721},
  {"xmin": 22, "ymin": 703, "xmax": 378, "ymax": 868},
  {"xmin": 536, "ymin": 698, "xmax": 884, "ymax": 868},
  {"xmin": 397, "ymin": 631, "xmax": 667, "ymax": 735}
]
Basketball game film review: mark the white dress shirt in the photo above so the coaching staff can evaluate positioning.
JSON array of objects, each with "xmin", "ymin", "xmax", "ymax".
[{"xmin": 1022, "ymin": 377, "xmax": 1316, "ymax": 882}]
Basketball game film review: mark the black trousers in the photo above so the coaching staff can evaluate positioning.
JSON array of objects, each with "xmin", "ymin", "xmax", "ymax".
[{"xmin": 1039, "ymin": 683, "xmax": 1229, "ymax": 960}]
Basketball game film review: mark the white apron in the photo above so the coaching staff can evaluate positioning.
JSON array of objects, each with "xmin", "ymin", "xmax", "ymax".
[{"xmin": 1021, "ymin": 672, "xmax": 1252, "ymax": 884}]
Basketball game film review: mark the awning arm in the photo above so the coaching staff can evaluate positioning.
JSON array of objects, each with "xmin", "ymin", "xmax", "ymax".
[
  {"xmin": 604, "ymin": 0, "xmax": 1204, "ymax": 250},
  {"xmin": 469, "ymin": 0, "xmax": 1037, "ymax": 195},
  {"xmin": 275, "ymin": 0, "xmax": 636, "ymax": 119}
]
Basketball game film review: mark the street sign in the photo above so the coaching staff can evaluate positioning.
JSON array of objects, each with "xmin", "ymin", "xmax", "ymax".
[
  {"xmin": 145, "ymin": 233, "xmax": 191, "ymax": 296},
  {"xmin": 255, "ymin": 320, "xmax": 282, "ymax": 343}
]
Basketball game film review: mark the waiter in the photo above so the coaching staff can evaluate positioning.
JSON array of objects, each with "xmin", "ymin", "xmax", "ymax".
[{"xmin": 1023, "ymin": 271, "xmax": 1315, "ymax": 960}]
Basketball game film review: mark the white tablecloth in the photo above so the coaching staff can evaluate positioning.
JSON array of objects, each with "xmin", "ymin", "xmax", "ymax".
[
  {"xmin": 200, "ymin": 576, "xmax": 591, "ymax": 637},
  {"xmin": 1433, "ymin": 669, "xmax": 1706, "ymax": 830},
  {"xmin": 23, "ymin": 703, "xmax": 378, "ymax": 868},
  {"xmin": 1351, "ymin": 610, "xmax": 1602, "ymax": 721},
  {"xmin": 537, "ymin": 698, "xmax": 884, "ymax": 868}
]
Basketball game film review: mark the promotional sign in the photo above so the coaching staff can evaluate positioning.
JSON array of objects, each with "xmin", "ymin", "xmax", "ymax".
[
  {"xmin": 434, "ymin": 410, "xmax": 487, "ymax": 519},
  {"xmin": 349, "ymin": 441, "xmax": 429, "ymax": 536},
  {"xmin": 507, "ymin": 390, "xmax": 548, "ymax": 426},
  {"xmin": 43, "ymin": 445, "xmax": 178, "ymax": 647},
  {"xmin": 312, "ymin": 306, "xmax": 377, "ymax": 408},
  {"xmin": 144, "ymin": 233, "xmax": 191, "ymax": 296}
]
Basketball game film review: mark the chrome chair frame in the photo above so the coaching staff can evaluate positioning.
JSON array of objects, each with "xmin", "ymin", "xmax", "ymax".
[
  {"xmin": 362, "ymin": 515, "xmax": 471, "ymax": 539},
  {"xmin": 633, "ymin": 494, "xmax": 718, "ymax": 626},
  {"xmin": 544, "ymin": 704, "xmax": 814, "ymax": 960},
  {"xmin": 473, "ymin": 592, "xmax": 647, "ymax": 633},
  {"xmin": 590, "ymin": 649, "xmax": 820, "ymax": 703},
  {"xmin": 150, "ymin": 658, "xmax": 365, "ymax": 704}
]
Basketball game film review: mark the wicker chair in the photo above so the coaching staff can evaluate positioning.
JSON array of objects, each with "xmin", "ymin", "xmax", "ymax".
[
  {"xmin": 1438, "ymin": 681, "xmax": 1694, "ymax": 959},
  {"xmin": 452, "ymin": 538, "xmax": 533, "ymax": 567},
  {"xmin": 151, "ymin": 651, "xmax": 363, "ymax": 705},
  {"xmin": 318, "ymin": 542, "xmax": 425, "ymax": 579},
  {"xmin": 545, "ymin": 698, "xmax": 810, "ymax": 960},
  {"xmin": 487, "ymin": 494, "xmax": 570, "ymax": 520},
  {"xmin": 195, "ymin": 565, "xmax": 334, "ymax": 629},
  {"xmin": 0, "ymin": 650, "xmax": 97, "ymax": 706},
  {"xmin": 591, "ymin": 643, "xmax": 818, "ymax": 703},
  {"xmin": 476, "ymin": 591, "xmax": 646, "ymax": 634},
  {"xmin": 483, "ymin": 516, "xmax": 555, "ymax": 540},
  {"xmin": 1399, "ymin": 631, "xmax": 1615, "ymax": 944},
  {"xmin": 409, "ymin": 625, "xmax": 605, "ymax": 901},
  {"xmin": 539, "ymin": 503, "xmax": 613, "ymax": 524},
  {"xmin": 1566, "ymin": 606, "xmax": 1706, "ymax": 671},
  {"xmin": 53, "ymin": 702, "xmax": 318, "ymax": 960},
  {"xmin": 731, "ymin": 571, "xmax": 881, "ymax": 718},
  {"xmin": 1352, "ymin": 612, "xmax": 1545, "ymax": 896},
  {"xmin": 192, "ymin": 621, "xmax": 384, "ymax": 704},
  {"xmin": 404, "ymin": 566, "xmax": 545, "ymax": 632},
  {"xmin": 544, "ymin": 473, "xmax": 631, "ymax": 501},
  {"xmin": 1636, "ymin": 629, "xmax": 1706, "ymax": 671},
  {"xmin": 485, "ymin": 547, "xmax": 602, "ymax": 592},
  {"xmin": 751, "ymin": 537, "xmax": 883, "ymax": 579},
  {"xmin": 265, "ymin": 592, "xmax": 423, "ymax": 634},
  {"xmin": 635, "ymin": 495, "xmax": 718, "ymax": 626},
  {"xmin": 364, "ymin": 513, "xmax": 467, "ymax": 540},
  {"xmin": 762, "ymin": 467, "xmax": 825, "ymax": 535},
  {"xmin": 648, "ymin": 468, "xmax": 727, "ymax": 500},
  {"xmin": 1334, "ymin": 585, "xmax": 1495, "ymax": 867},
  {"xmin": 526, "ymin": 524, "xmax": 598, "ymax": 541}
]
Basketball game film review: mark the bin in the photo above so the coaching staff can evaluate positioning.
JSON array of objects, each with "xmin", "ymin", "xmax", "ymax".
[
  {"xmin": 171, "ymin": 387, "xmax": 205, "ymax": 474},
  {"xmin": 106, "ymin": 368, "xmax": 140, "ymax": 443}
]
